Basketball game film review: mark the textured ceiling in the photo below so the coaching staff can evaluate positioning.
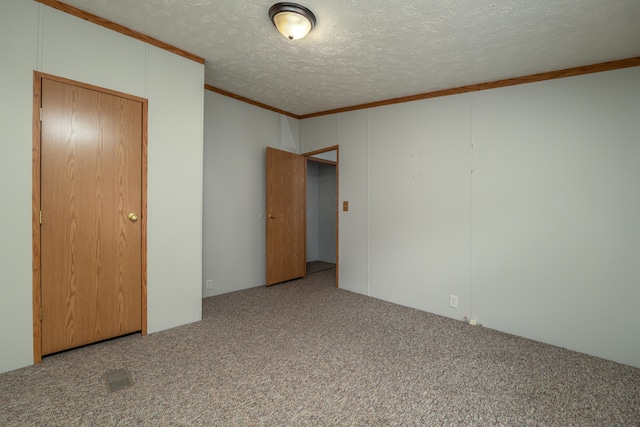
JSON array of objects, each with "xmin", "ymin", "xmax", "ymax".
[{"xmin": 57, "ymin": 0, "xmax": 640, "ymax": 116}]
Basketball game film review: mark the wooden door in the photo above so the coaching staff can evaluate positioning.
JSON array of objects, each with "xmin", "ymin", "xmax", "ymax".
[
  {"xmin": 266, "ymin": 148, "xmax": 306, "ymax": 285},
  {"xmin": 39, "ymin": 77, "xmax": 143, "ymax": 355}
]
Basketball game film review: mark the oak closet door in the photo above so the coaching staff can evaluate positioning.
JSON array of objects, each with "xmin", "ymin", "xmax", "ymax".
[{"xmin": 40, "ymin": 78, "xmax": 142, "ymax": 355}]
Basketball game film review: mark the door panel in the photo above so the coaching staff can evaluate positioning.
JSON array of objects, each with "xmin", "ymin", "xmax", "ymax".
[
  {"xmin": 266, "ymin": 148, "xmax": 306, "ymax": 286},
  {"xmin": 40, "ymin": 78, "xmax": 142, "ymax": 355}
]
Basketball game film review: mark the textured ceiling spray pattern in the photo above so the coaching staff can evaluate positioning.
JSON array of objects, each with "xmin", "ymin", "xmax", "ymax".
[{"xmin": 58, "ymin": 0, "xmax": 640, "ymax": 115}]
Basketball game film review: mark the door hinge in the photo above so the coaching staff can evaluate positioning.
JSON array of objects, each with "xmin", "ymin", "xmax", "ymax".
[
  {"xmin": 39, "ymin": 306, "xmax": 43, "ymax": 321},
  {"xmin": 40, "ymin": 108, "xmax": 43, "ymax": 122},
  {"xmin": 39, "ymin": 211, "xmax": 42, "ymax": 224}
]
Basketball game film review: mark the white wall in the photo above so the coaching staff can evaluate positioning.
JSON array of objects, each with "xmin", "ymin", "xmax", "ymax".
[
  {"xmin": 471, "ymin": 70, "xmax": 640, "ymax": 366},
  {"xmin": 306, "ymin": 162, "xmax": 320, "ymax": 261},
  {"xmin": 301, "ymin": 67, "xmax": 640, "ymax": 368},
  {"xmin": 146, "ymin": 46, "xmax": 204, "ymax": 333},
  {"xmin": 0, "ymin": 1, "xmax": 204, "ymax": 374},
  {"xmin": 202, "ymin": 91, "xmax": 300, "ymax": 297},
  {"xmin": 369, "ymin": 97, "xmax": 472, "ymax": 319},
  {"xmin": 0, "ymin": 0, "xmax": 40, "ymax": 375}
]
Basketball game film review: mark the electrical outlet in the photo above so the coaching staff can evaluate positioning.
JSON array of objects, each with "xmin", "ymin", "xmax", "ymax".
[
  {"xmin": 449, "ymin": 294, "xmax": 458, "ymax": 308},
  {"xmin": 205, "ymin": 279, "xmax": 212, "ymax": 290}
]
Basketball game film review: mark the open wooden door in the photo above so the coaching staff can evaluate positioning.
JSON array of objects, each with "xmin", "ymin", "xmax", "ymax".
[{"xmin": 266, "ymin": 147, "xmax": 306, "ymax": 286}]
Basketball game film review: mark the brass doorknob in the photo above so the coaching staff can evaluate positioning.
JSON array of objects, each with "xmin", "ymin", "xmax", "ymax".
[
  {"xmin": 268, "ymin": 213, "xmax": 276, "ymax": 219},
  {"xmin": 128, "ymin": 213, "xmax": 139, "ymax": 222}
]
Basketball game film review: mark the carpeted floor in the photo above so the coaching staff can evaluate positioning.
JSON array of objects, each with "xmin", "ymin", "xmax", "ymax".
[{"xmin": 1, "ymin": 268, "xmax": 638, "ymax": 426}]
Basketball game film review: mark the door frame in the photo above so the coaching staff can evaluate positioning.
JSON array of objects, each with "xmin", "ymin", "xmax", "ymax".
[
  {"xmin": 303, "ymin": 145, "xmax": 339, "ymax": 288},
  {"xmin": 32, "ymin": 71, "xmax": 148, "ymax": 363}
]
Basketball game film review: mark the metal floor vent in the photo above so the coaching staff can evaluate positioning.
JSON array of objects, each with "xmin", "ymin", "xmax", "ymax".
[{"xmin": 104, "ymin": 367, "xmax": 134, "ymax": 393}]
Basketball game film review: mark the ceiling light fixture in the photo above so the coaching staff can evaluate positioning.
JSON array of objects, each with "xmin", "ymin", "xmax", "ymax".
[{"xmin": 269, "ymin": 2, "xmax": 316, "ymax": 40}]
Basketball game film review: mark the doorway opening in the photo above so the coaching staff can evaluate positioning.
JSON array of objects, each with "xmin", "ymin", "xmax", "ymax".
[{"xmin": 304, "ymin": 146, "xmax": 338, "ymax": 287}]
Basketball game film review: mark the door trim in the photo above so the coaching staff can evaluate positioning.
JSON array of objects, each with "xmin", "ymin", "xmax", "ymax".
[
  {"xmin": 303, "ymin": 145, "xmax": 339, "ymax": 288},
  {"xmin": 32, "ymin": 71, "xmax": 148, "ymax": 363}
]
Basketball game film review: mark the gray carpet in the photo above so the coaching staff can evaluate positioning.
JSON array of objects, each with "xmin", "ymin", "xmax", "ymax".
[{"xmin": 1, "ymin": 268, "xmax": 638, "ymax": 426}]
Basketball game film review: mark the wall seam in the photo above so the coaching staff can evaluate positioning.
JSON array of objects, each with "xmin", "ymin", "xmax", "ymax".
[
  {"xmin": 469, "ymin": 93, "xmax": 475, "ymax": 321},
  {"xmin": 37, "ymin": 4, "xmax": 45, "ymax": 71},
  {"xmin": 366, "ymin": 110, "xmax": 371, "ymax": 297},
  {"xmin": 144, "ymin": 44, "xmax": 149, "ymax": 99}
]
